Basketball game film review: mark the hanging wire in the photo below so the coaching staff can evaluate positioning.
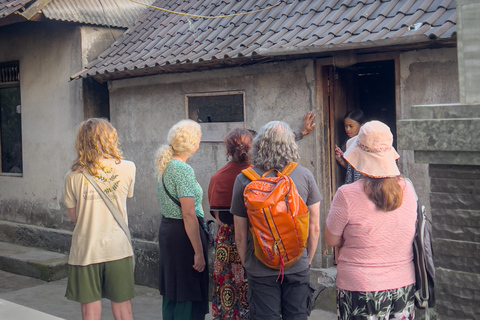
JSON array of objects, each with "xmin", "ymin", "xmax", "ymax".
[
  {"xmin": 127, "ymin": 0, "xmax": 283, "ymax": 19},
  {"xmin": 97, "ymin": 0, "xmax": 117, "ymax": 41}
]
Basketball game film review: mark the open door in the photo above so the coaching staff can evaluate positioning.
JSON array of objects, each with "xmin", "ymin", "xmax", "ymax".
[{"xmin": 325, "ymin": 60, "xmax": 397, "ymax": 194}]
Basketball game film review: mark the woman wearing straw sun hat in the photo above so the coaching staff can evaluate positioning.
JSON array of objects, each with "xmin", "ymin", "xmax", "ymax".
[{"xmin": 325, "ymin": 121, "xmax": 417, "ymax": 319}]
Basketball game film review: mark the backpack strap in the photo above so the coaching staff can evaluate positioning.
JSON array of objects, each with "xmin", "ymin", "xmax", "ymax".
[
  {"xmin": 242, "ymin": 167, "xmax": 261, "ymax": 181},
  {"xmin": 280, "ymin": 162, "xmax": 298, "ymax": 176},
  {"xmin": 404, "ymin": 177, "xmax": 418, "ymax": 201}
]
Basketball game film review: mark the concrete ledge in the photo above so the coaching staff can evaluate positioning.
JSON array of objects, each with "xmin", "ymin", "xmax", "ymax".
[
  {"xmin": 0, "ymin": 220, "xmax": 72, "ymax": 254},
  {"xmin": 0, "ymin": 242, "xmax": 68, "ymax": 281},
  {"xmin": 410, "ymin": 104, "xmax": 480, "ymax": 119},
  {"xmin": 397, "ymin": 118, "xmax": 480, "ymax": 152}
]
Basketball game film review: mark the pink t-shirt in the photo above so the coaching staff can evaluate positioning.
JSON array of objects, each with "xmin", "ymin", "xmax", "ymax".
[{"xmin": 326, "ymin": 178, "xmax": 417, "ymax": 292}]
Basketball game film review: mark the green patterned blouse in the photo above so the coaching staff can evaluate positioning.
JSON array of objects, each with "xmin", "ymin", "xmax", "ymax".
[{"xmin": 156, "ymin": 159, "xmax": 204, "ymax": 219}]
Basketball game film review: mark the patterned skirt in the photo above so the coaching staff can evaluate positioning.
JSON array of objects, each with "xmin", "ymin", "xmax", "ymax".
[
  {"xmin": 211, "ymin": 224, "xmax": 249, "ymax": 320},
  {"xmin": 337, "ymin": 284, "xmax": 415, "ymax": 320}
]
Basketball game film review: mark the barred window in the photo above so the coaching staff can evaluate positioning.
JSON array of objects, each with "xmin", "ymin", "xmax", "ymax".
[{"xmin": 0, "ymin": 62, "xmax": 22, "ymax": 175}]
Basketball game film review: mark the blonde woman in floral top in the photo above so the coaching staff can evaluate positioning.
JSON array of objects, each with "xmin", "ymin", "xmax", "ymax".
[
  {"xmin": 155, "ymin": 119, "xmax": 209, "ymax": 320},
  {"xmin": 64, "ymin": 118, "xmax": 136, "ymax": 320}
]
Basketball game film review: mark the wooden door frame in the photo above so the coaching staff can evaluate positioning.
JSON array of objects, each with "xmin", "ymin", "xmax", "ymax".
[{"xmin": 314, "ymin": 52, "xmax": 400, "ymax": 268}]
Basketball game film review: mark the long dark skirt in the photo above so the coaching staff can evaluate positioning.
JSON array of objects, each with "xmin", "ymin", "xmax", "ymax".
[{"xmin": 158, "ymin": 216, "xmax": 209, "ymax": 316}]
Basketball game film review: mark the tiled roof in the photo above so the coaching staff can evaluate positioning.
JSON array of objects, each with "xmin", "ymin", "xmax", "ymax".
[
  {"xmin": 79, "ymin": 0, "xmax": 457, "ymax": 80},
  {"xmin": 0, "ymin": 0, "xmax": 29, "ymax": 18},
  {"xmin": 0, "ymin": 0, "xmax": 155, "ymax": 28}
]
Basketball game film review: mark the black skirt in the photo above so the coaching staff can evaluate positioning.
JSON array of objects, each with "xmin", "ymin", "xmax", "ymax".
[{"xmin": 158, "ymin": 215, "xmax": 209, "ymax": 315}]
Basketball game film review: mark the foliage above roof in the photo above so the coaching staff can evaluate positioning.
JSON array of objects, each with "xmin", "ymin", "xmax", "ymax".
[
  {"xmin": 0, "ymin": 0, "xmax": 155, "ymax": 28},
  {"xmin": 76, "ymin": 0, "xmax": 457, "ymax": 81}
]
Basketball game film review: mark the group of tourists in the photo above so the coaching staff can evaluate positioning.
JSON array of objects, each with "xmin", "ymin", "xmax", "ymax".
[{"xmin": 64, "ymin": 111, "xmax": 417, "ymax": 320}]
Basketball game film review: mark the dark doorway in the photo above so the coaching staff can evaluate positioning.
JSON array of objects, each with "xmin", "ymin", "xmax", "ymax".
[{"xmin": 324, "ymin": 60, "xmax": 396, "ymax": 193}]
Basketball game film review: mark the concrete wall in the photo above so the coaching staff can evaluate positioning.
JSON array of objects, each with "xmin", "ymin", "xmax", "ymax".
[
  {"xmin": 398, "ymin": 47, "xmax": 459, "ymax": 210},
  {"xmin": 108, "ymin": 59, "xmax": 319, "ymax": 242},
  {"xmin": 0, "ymin": 22, "xmax": 84, "ymax": 229},
  {"xmin": 457, "ymin": 0, "xmax": 480, "ymax": 104},
  {"xmin": 0, "ymin": 22, "xmax": 125, "ymax": 231}
]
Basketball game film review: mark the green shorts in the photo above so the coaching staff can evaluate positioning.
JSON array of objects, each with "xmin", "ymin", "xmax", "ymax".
[{"xmin": 66, "ymin": 257, "xmax": 135, "ymax": 304}]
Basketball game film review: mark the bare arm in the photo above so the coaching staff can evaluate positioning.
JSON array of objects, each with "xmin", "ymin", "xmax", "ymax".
[
  {"xmin": 335, "ymin": 145, "xmax": 347, "ymax": 169},
  {"xmin": 180, "ymin": 197, "xmax": 205, "ymax": 273},
  {"xmin": 325, "ymin": 226, "xmax": 344, "ymax": 248},
  {"xmin": 211, "ymin": 210, "xmax": 224, "ymax": 227},
  {"xmin": 234, "ymin": 215, "xmax": 248, "ymax": 265},
  {"xmin": 307, "ymin": 202, "xmax": 320, "ymax": 265},
  {"xmin": 67, "ymin": 208, "xmax": 77, "ymax": 223}
]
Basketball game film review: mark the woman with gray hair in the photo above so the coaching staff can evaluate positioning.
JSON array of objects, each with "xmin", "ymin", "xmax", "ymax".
[
  {"xmin": 155, "ymin": 119, "xmax": 209, "ymax": 320},
  {"xmin": 230, "ymin": 121, "xmax": 322, "ymax": 320}
]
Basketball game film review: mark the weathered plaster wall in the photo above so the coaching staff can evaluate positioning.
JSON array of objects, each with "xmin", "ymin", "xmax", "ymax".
[
  {"xmin": 0, "ymin": 23, "xmax": 123, "ymax": 231},
  {"xmin": 398, "ymin": 47, "xmax": 459, "ymax": 209},
  {"xmin": 0, "ymin": 22, "xmax": 84, "ymax": 229},
  {"xmin": 79, "ymin": 27, "xmax": 124, "ymax": 69},
  {"xmin": 108, "ymin": 59, "xmax": 318, "ymax": 242}
]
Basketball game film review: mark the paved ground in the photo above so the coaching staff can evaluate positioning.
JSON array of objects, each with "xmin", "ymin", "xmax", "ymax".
[{"xmin": 0, "ymin": 270, "xmax": 337, "ymax": 319}]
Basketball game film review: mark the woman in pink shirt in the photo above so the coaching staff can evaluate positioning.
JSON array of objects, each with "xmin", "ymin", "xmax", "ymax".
[{"xmin": 325, "ymin": 121, "xmax": 417, "ymax": 320}]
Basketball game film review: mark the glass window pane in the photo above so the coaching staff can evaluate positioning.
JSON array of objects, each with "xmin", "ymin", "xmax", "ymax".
[
  {"xmin": 188, "ymin": 94, "xmax": 244, "ymax": 123},
  {"xmin": 0, "ymin": 86, "xmax": 22, "ymax": 173}
]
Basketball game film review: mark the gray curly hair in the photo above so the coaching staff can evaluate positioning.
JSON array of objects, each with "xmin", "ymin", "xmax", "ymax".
[{"xmin": 251, "ymin": 121, "xmax": 299, "ymax": 171}]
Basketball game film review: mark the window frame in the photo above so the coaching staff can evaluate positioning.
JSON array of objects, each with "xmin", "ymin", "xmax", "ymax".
[
  {"xmin": 0, "ymin": 61, "xmax": 23, "ymax": 177},
  {"xmin": 185, "ymin": 91, "xmax": 246, "ymax": 142}
]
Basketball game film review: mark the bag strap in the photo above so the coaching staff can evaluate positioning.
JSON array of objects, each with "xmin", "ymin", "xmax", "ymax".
[
  {"xmin": 82, "ymin": 172, "xmax": 133, "ymax": 244},
  {"xmin": 242, "ymin": 167, "xmax": 261, "ymax": 181},
  {"xmin": 162, "ymin": 174, "xmax": 181, "ymax": 207},
  {"xmin": 280, "ymin": 162, "xmax": 298, "ymax": 176},
  {"xmin": 242, "ymin": 163, "xmax": 298, "ymax": 181},
  {"xmin": 404, "ymin": 177, "xmax": 418, "ymax": 201}
]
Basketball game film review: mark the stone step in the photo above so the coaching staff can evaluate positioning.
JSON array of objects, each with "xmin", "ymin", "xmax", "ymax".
[{"xmin": 0, "ymin": 241, "xmax": 68, "ymax": 282}]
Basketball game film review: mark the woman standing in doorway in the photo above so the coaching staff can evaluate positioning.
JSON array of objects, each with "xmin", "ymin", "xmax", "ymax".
[
  {"xmin": 155, "ymin": 119, "xmax": 209, "ymax": 320},
  {"xmin": 335, "ymin": 109, "xmax": 366, "ymax": 184}
]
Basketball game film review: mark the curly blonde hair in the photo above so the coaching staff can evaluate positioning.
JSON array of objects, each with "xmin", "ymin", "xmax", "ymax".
[
  {"xmin": 251, "ymin": 121, "xmax": 299, "ymax": 171},
  {"xmin": 155, "ymin": 119, "xmax": 201, "ymax": 177},
  {"xmin": 71, "ymin": 118, "xmax": 123, "ymax": 175}
]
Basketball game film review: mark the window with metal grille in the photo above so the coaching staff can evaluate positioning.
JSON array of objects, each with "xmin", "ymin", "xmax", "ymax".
[
  {"xmin": 186, "ymin": 91, "xmax": 245, "ymax": 142},
  {"xmin": 0, "ymin": 62, "xmax": 22, "ymax": 175}
]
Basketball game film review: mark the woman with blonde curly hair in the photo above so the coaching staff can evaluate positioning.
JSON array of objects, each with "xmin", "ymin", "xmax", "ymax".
[
  {"xmin": 155, "ymin": 119, "xmax": 209, "ymax": 320},
  {"xmin": 64, "ymin": 118, "xmax": 136, "ymax": 320}
]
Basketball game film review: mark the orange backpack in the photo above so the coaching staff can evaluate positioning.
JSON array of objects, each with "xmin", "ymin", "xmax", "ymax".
[{"xmin": 241, "ymin": 163, "xmax": 309, "ymax": 277}]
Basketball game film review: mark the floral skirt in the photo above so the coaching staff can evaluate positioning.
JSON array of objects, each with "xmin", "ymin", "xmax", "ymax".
[
  {"xmin": 211, "ymin": 224, "xmax": 249, "ymax": 320},
  {"xmin": 337, "ymin": 284, "xmax": 415, "ymax": 320}
]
